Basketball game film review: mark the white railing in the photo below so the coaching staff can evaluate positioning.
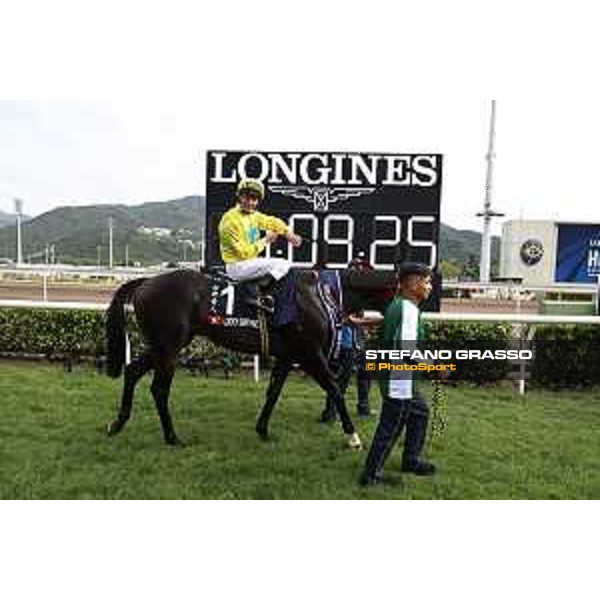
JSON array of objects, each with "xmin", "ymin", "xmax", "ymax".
[
  {"xmin": 1, "ymin": 265, "xmax": 597, "ymax": 292},
  {"xmin": 444, "ymin": 281, "xmax": 598, "ymax": 294},
  {"xmin": 423, "ymin": 312, "xmax": 600, "ymax": 325},
  {"xmin": 0, "ymin": 299, "xmax": 108, "ymax": 311},
  {"xmin": 3, "ymin": 299, "xmax": 599, "ymax": 325},
  {"xmin": 0, "ymin": 264, "xmax": 200, "ymax": 279}
]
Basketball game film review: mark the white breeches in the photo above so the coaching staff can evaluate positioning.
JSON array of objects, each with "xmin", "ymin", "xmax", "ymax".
[{"xmin": 225, "ymin": 257, "xmax": 291, "ymax": 282}]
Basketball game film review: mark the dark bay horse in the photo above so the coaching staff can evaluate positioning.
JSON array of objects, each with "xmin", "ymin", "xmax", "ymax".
[{"xmin": 105, "ymin": 268, "xmax": 396, "ymax": 449}]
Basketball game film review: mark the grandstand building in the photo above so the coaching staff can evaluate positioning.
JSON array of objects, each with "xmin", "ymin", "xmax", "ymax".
[{"xmin": 501, "ymin": 220, "xmax": 600, "ymax": 287}]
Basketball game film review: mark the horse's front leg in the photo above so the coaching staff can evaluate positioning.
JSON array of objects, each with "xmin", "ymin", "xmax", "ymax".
[
  {"xmin": 256, "ymin": 357, "xmax": 292, "ymax": 441},
  {"xmin": 305, "ymin": 354, "xmax": 362, "ymax": 451}
]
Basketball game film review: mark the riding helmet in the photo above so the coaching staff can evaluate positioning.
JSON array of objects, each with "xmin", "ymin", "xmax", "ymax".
[{"xmin": 236, "ymin": 178, "xmax": 265, "ymax": 201}]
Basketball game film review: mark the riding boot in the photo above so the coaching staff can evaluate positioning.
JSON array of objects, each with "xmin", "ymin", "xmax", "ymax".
[
  {"xmin": 401, "ymin": 396, "xmax": 436, "ymax": 476},
  {"xmin": 261, "ymin": 273, "xmax": 291, "ymax": 296},
  {"xmin": 359, "ymin": 398, "xmax": 406, "ymax": 486},
  {"xmin": 246, "ymin": 274, "xmax": 278, "ymax": 313}
]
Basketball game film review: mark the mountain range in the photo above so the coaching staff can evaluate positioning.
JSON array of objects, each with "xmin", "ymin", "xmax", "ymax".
[
  {"xmin": 0, "ymin": 196, "xmax": 499, "ymax": 274},
  {"xmin": 0, "ymin": 197, "xmax": 204, "ymax": 265},
  {"xmin": 0, "ymin": 209, "xmax": 31, "ymax": 229}
]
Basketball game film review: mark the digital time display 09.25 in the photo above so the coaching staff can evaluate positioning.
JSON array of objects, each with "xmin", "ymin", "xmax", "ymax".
[{"xmin": 263, "ymin": 213, "xmax": 437, "ymax": 270}]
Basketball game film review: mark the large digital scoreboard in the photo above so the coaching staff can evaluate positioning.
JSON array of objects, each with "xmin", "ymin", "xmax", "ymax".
[{"xmin": 205, "ymin": 150, "xmax": 443, "ymax": 271}]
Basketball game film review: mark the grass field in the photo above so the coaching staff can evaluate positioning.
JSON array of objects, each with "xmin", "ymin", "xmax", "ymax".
[{"xmin": 1, "ymin": 362, "xmax": 600, "ymax": 499}]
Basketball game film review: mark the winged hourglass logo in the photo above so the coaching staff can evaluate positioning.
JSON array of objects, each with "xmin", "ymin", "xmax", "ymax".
[{"xmin": 269, "ymin": 185, "xmax": 376, "ymax": 213}]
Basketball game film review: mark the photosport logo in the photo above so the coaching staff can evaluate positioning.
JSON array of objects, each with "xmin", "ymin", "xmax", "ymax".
[
  {"xmin": 363, "ymin": 344, "xmax": 535, "ymax": 381},
  {"xmin": 361, "ymin": 339, "xmax": 600, "ymax": 384}
]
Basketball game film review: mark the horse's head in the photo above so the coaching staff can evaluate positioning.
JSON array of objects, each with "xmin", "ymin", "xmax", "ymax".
[{"xmin": 340, "ymin": 266, "xmax": 398, "ymax": 314}]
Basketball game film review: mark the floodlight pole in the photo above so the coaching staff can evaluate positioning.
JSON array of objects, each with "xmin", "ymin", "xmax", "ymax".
[
  {"xmin": 14, "ymin": 198, "xmax": 23, "ymax": 267},
  {"xmin": 477, "ymin": 101, "xmax": 504, "ymax": 285},
  {"xmin": 109, "ymin": 217, "xmax": 114, "ymax": 270},
  {"xmin": 199, "ymin": 240, "xmax": 205, "ymax": 268}
]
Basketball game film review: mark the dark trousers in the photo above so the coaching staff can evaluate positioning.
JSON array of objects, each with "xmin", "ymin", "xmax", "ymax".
[
  {"xmin": 361, "ymin": 394, "xmax": 430, "ymax": 480},
  {"xmin": 355, "ymin": 361, "xmax": 371, "ymax": 411}
]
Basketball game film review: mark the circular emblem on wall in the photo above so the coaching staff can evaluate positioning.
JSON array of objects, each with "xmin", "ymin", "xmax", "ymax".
[{"xmin": 520, "ymin": 239, "xmax": 544, "ymax": 267}]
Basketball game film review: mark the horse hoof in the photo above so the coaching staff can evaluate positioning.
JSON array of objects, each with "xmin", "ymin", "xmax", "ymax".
[
  {"xmin": 256, "ymin": 428, "xmax": 269, "ymax": 442},
  {"xmin": 166, "ymin": 437, "xmax": 186, "ymax": 447},
  {"xmin": 107, "ymin": 420, "xmax": 123, "ymax": 436},
  {"xmin": 256, "ymin": 421, "xmax": 270, "ymax": 441},
  {"xmin": 348, "ymin": 433, "xmax": 363, "ymax": 451}
]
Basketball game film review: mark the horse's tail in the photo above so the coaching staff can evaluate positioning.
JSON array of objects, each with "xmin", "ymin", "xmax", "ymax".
[{"xmin": 105, "ymin": 278, "xmax": 148, "ymax": 378}]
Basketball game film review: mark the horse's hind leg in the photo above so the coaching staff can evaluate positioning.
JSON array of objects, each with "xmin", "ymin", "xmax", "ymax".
[
  {"xmin": 107, "ymin": 351, "xmax": 153, "ymax": 436},
  {"xmin": 150, "ymin": 354, "xmax": 182, "ymax": 446},
  {"xmin": 256, "ymin": 357, "xmax": 292, "ymax": 441},
  {"xmin": 304, "ymin": 354, "xmax": 362, "ymax": 450}
]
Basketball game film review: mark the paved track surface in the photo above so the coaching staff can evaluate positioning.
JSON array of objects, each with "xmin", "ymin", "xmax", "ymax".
[{"xmin": 0, "ymin": 280, "xmax": 539, "ymax": 313}]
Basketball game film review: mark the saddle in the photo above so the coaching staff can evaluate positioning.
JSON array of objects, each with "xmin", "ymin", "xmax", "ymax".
[{"xmin": 203, "ymin": 267, "xmax": 344, "ymax": 361}]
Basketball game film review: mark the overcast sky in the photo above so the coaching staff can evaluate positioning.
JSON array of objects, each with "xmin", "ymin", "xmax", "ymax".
[{"xmin": 1, "ymin": 2, "xmax": 598, "ymax": 235}]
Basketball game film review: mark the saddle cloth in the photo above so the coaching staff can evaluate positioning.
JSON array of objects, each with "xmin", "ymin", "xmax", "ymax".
[{"xmin": 206, "ymin": 269, "xmax": 343, "ymax": 359}]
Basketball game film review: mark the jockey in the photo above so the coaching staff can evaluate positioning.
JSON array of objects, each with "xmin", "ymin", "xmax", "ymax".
[{"xmin": 218, "ymin": 178, "xmax": 302, "ymax": 306}]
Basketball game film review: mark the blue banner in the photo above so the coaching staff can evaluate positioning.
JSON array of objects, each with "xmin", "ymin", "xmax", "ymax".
[{"xmin": 555, "ymin": 224, "xmax": 600, "ymax": 283}]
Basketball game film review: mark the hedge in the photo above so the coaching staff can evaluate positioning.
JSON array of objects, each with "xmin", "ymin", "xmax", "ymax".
[
  {"xmin": 0, "ymin": 307, "xmax": 233, "ymax": 365},
  {"xmin": 1, "ymin": 308, "xmax": 599, "ymax": 388},
  {"xmin": 424, "ymin": 321, "xmax": 514, "ymax": 385},
  {"xmin": 530, "ymin": 324, "xmax": 600, "ymax": 387}
]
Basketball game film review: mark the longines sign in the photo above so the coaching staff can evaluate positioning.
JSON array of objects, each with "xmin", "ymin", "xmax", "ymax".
[
  {"xmin": 205, "ymin": 150, "xmax": 443, "ymax": 270},
  {"xmin": 209, "ymin": 151, "xmax": 441, "ymax": 189}
]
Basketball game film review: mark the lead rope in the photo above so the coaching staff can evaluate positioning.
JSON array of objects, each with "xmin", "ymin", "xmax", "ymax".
[
  {"xmin": 257, "ymin": 309, "xmax": 269, "ymax": 357},
  {"xmin": 426, "ymin": 380, "xmax": 448, "ymax": 457}
]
